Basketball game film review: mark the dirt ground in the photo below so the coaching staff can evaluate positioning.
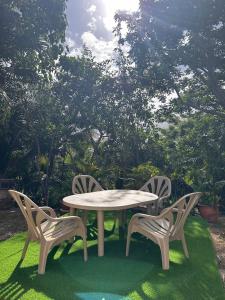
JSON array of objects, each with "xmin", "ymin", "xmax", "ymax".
[
  {"xmin": 0, "ymin": 208, "xmax": 224, "ymax": 287},
  {"xmin": 209, "ymin": 216, "xmax": 225, "ymax": 288},
  {"xmin": 0, "ymin": 207, "xmax": 26, "ymax": 241}
]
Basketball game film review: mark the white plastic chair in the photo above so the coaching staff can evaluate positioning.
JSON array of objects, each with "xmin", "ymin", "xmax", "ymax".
[
  {"xmin": 72, "ymin": 175, "xmax": 104, "ymax": 223},
  {"xmin": 126, "ymin": 192, "xmax": 202, "ymax": 270},
  {"xmin": 72, "ymin": 175, "xmax": 104, "ymax": 194},
  {"xmin": 9, "ymin": 190, "xmax": 87, "ymax": 274},
  {"xmin": 140, "ymin": 176, "xmax": 172, "ymax": 214}
]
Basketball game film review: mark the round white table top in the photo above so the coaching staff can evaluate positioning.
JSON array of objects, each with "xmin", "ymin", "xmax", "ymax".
[{"xmin": 63, "ymin": 189, "xmax": 158, "ymax": 211}]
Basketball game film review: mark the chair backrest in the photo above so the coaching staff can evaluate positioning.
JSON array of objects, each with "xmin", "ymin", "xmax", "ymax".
[
  {"xmin": 140, "ymin": 176, "xmax": 171, "ymax": 199},
  {"xmin": 169, "ymin": 192, "xmax": 202, "ymax": 237},
  {"xmin": 8, "ymin": 190, "xmax": 44, "ymax": 240},
  {"xmin": 72, "ymin": 175, "xmax": 104, "ymax": 194}
]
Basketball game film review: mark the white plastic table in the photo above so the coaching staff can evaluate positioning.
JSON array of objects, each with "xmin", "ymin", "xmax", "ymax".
[{"xmin": 63, "ymin": 189, "xmax": 158, "ymax": 256}]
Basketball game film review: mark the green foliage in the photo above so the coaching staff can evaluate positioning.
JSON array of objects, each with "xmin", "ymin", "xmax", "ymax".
[
  {"xmin": 160, "ymin": 115, "xmax": 225, "ymax": 205},
  {"xmin": 131, "ymin": 162, "xmax": 160, "ymax": 188},
  {"xmin": 1, "ymin": 0, "xmax": 225, "ymax": 211},
  {"xmin": 200, "ymin": 180, "xmax": 225, "ymax": 206},
  {"xmin": 0, "ymin": 0, "xmax": 68, "ymax": 204},
  {"xmin": 0, "ymin": 0, "xmax": 67, "ymax": 85},
  {"xmin": 115, "ymin": 0, "xmax": 225, "ymax": 119}
]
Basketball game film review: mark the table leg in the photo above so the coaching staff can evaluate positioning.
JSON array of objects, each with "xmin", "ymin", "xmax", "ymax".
[
  {"xmin": 118, "ymin": 210, "xmax": 126, "ymax": 229},
  {"xmin": 69, "ymin": 208, "xmax": 76, "ymax": 243},
  {"xmin": 97, "ymin": 210, "xmax": 104, "ymax": 256},
  {"xmin": 118, "ymin": 210, "xmax": 126, "ymax": 240},
  {"xmin": 70, "ymin": 208, "xmax": 76, "ymax": 216}
]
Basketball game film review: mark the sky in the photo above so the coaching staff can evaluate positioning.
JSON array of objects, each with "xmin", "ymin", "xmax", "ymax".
[{"xmin": 66, "ymin": 0, "xmax": 139, "ymax": 61}]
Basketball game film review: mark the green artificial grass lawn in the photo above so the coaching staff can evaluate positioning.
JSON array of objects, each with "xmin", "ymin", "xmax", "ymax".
[{"xmin": 0, "ymin": 216, "xmax": 224, "ymax": 300}]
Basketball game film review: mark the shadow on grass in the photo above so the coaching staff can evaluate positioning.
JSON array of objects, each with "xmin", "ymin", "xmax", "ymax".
[
  {"xmin": 86, "ymin": 219, "xmax": 116, "ymax": 241},
  {"xmin": 0, "ymin": 240, "xmax": 154, "ymax": 300},
  {"xmin": 0, "ymin": 217, "xmax": 224, "ymax": 300}
]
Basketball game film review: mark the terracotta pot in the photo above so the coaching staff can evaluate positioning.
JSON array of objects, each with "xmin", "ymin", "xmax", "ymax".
[{"xmin": 198, "ymin": 205, "xmax": 218, "ymax": 223}]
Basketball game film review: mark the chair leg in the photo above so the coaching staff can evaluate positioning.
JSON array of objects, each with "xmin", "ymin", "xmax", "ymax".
[
  {"xmin": 83, "ymin": 236, "xmax": 88, "ymax": 262},
  {"xmin": 21, "ymin": 235, "xmax": 30, "ymax": 260},
  {"xmin": 126, "ymin": 229, "xmax": 132, "ymax": 256},
  {"xmin": 181, "ymin": 232, "xmax": 189, "ymax": 258},
  {"xmin": 38, "ymin": 243, "xmax": 50, "ymax": 275},
  {"xmin": 159, "ymin": 240, "xmax": 169, "ymax": 270}
]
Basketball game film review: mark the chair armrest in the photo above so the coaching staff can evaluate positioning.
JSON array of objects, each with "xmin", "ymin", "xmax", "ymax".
[
  {"xmin": 40, "ymin": 207, "xmax": 57, "ymax": 218},
  {"xmin": 129, "ymin": 213, "xmax": 163, "ymax": 224},
  {"xmin": 52, "ymin": 216, "xmax": 87, "ymax": 236},
  {"xmin": 31, "ymin": 206, "xmax": 56, "ymax": 218},
  {"xmin": 129, "ymin": 210, "xmax": 174, "ymax": 236},
  {"xmin": 51, "ymin": 215, "xmax": 83, "ymax": 224},
  {"xmin": 36, "ymin": 213, "xmax": 86, "ymax": 238},
  {"xmin": 171, "ymin": 208, "xmax": 185, "ymax": 213}
]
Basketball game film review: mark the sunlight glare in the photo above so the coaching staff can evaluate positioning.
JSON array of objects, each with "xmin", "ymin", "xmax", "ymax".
[{"xmin": 101, "ymin": 0, "xmax": 139, "ymax": 31}]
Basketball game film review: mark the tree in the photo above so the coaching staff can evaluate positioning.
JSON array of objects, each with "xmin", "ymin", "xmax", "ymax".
[
  {"xmin": 56, "ymin": 48, "xmax": 159, "ymax": 174},
  {"xmin": 0, "ymin": 0, "xmax": 68, "ymax": 205},
  {"xmin": 0, "ymin": 0, "xmax": 67, "ymax": 88},
  {"xmin": 160, "ymin": 115, "xmax": 225, "ymax": 191},
  {"xmin": 0, "ymin": 0, "xmax": 67, "ymax": 178},
  {"xmin": 115, "ymin": 0, "xmax": 225, "ymax": 120}
]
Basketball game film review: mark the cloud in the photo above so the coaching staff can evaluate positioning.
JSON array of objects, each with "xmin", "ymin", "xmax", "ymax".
[
  {"xmin": 65, "ymin": 36, "xmax": 82, "ymax": 57},
  {"xmin": 87, "ymin": 4, "xmax": 97, "ymax": 14},
  {"xmin": 81, "ymin": 31, "xmax": 117, "ymax": 62},
  {"xmin": 66, "ymin": 0, "xmax": 139, "ymax": 61},
  {"xmin": 86, "ymin": 4, "xmax": 97, "ymax": 32},
  {"xmin": 66, "ymin": 36, "xmax": 76, "ymax": 49},
  {"xmin": 87, "ymin": 16, "xmax": 97, "ymax": 31},
  {"xmin": 68, "ymin": 47, "xmax": 83, "ymax": 57},
  {"xmin": 102, "ymin": 0, "xmax": 139, "ymax": 31}
]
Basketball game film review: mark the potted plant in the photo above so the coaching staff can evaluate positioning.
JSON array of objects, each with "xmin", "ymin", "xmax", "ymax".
[{"xmin": 198, "ymin": 180, "xmax": 225, "ymax": 223}]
